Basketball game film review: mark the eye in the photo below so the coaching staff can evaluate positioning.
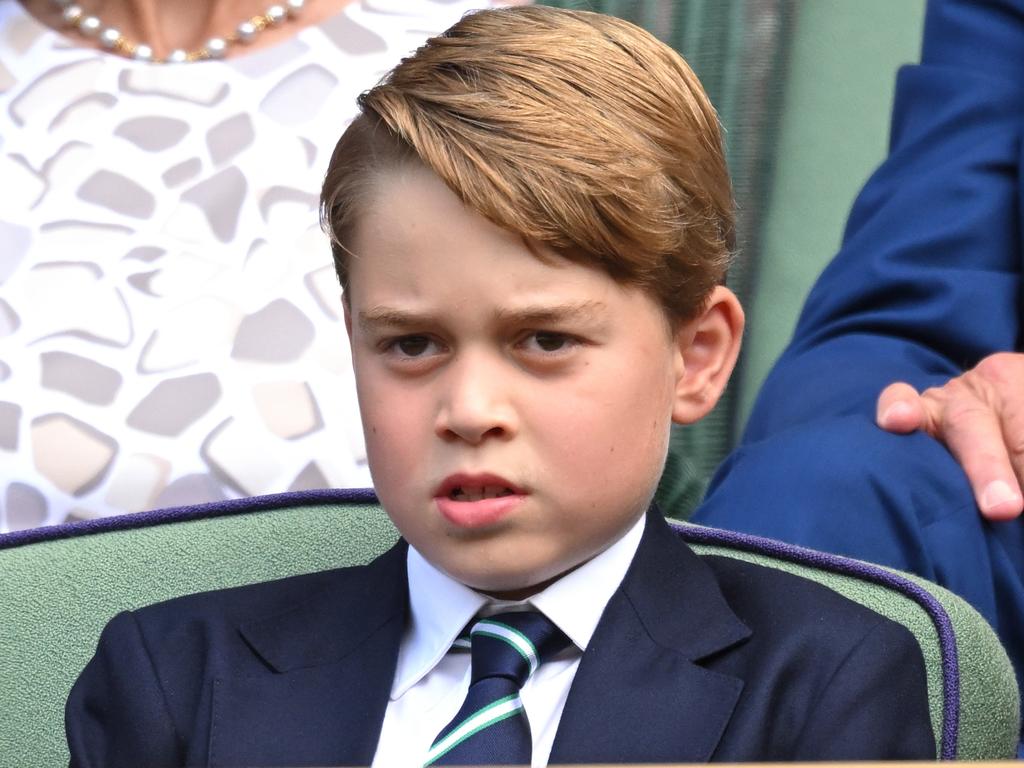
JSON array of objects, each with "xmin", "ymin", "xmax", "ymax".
[
  {"xmin": 384, "ymin": 335, "xmax": 439, "ymax": 358},
  {"xmin": 521, "ymin": 331, "xmax": 578, "ymax": 354}
]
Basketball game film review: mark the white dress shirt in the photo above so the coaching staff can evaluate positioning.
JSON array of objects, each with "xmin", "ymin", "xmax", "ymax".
[{"xmin": 372, "ymin": 513, "xmax": 646, "ymax": 767}]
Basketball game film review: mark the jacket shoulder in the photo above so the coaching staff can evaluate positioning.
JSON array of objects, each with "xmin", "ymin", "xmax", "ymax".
[
  {"xmin": 695, "ymin": 553, "xmax": 934, "ymax": 759},
  {"xmin": 133, "ymin": 565, "xmax": 356, "ymax": 632},
  {"xmin": 699, "ymin": 553, "xmax": 899, "ymax": 631}
]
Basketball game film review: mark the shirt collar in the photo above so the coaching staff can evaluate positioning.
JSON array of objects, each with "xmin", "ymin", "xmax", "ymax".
[
  {"xmin": 391, "ymin": 512, "xmax": 647, "ymax": 699},
  {"xmin": 530, "ymin": 512, "xmax": 645, "ymax": 651}
]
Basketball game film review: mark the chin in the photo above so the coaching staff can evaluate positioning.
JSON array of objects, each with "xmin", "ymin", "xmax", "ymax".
[
  {"xmin": 454, "ymin": 560, "xmax": 573, "ymax": 600},
  {"xmin": 457, "ymin": 569, "xmax": 539, "ymax": 596}
]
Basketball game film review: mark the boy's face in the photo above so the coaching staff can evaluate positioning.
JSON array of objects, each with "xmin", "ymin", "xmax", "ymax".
[{"xmin": 345, "ymin": 166, "xmax": 695, "ymax": 598}]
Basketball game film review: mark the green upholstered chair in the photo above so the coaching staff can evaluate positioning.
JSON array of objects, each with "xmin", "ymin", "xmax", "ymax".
[{"xmin": 1, "ymin": 489, "xmax": 1018, "ymax": 767}]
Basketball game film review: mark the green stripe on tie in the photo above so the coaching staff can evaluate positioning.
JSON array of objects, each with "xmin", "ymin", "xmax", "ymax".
[
  {"xmin": 424, "ymin": 694, "xmax": 522, "ymax": 766},
  {"xmin": 472, "ymin": 619, "xmax": 538, "ymax": 674}
]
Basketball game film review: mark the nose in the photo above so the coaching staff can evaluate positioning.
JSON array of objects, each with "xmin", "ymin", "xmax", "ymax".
[{"xmin": 434, "ymin": 352, "xmax": 517, "ymax": 444}]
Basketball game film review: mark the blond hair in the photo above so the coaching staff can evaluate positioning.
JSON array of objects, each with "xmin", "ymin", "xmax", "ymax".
[{"xmin": 321, "ymin": 5, "xmax": 734, "ymax": 324}]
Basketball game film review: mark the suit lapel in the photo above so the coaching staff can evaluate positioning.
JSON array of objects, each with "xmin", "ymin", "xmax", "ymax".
[
  {"xmin": 550, "ymin": 510, "xmax": 751, "ymax": 764},
  {"xmin": 207, "ymin": 543, "xmax": 409, "ymax": 768}
]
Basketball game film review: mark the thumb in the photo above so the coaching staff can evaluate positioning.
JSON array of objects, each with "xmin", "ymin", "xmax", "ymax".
[{"xmin": 877, "ymin": 382, "xmax": 928, "ymax": 434}]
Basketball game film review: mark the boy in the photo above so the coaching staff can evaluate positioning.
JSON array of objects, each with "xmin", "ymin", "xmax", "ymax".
[{"xmin": 66, "ymin": 7, "xmax": 935, "ymax": 765}]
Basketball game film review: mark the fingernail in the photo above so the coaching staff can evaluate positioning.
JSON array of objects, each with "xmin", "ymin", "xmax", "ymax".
[
  {"xmin": 982, "ymin": 480, "xmax": 1022, "ymax": 513},
  {"xmin": 880, "ymin": 401, "xmax": 913, "ymax": 424}
]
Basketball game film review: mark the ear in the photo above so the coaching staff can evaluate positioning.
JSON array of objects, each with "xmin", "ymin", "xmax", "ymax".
[{"xmin": 671, "ymin": 285, "xmax": 745, "ymax": 425}]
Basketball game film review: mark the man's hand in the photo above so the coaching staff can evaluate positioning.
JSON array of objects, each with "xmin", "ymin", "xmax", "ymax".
[{"xmin": 877, "ymin": 352, "xmax": 1024, "ymax": 520}]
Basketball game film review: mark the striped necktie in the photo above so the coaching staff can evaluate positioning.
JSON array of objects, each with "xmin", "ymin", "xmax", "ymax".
[{"xmin": 425, "ymin": 611, "xmax": 569, "ymax": 766}]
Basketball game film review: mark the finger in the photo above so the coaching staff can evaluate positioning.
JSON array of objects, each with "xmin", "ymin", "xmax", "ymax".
[
  {"xmin": 972, "ymin": 354, "xmax": 1024, "ymax": 517},
  {"xmin": 979, "ymin": 480, "xmax": 1024, "ymax": 521},
  {"xmin": 876, "ymin": 382, "xmax": 927, "ymax": 433},
  {"xmin": 998, "ymin": 403, "xmax": 1024, "ymax": 520},
  {"xmin": 939, "ymin": 400, "xmax": 1023, "ymax": 521}
]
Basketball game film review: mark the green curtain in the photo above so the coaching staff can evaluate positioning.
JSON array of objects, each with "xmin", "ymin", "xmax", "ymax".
[{"xmin": 536, "ymin": 0, "xmax": 795, "ymax": 517}]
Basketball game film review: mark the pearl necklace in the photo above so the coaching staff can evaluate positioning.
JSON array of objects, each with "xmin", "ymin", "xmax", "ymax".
[{"xmin": 51, "ymin": 0, "xmax": 306, "ymax": 63}]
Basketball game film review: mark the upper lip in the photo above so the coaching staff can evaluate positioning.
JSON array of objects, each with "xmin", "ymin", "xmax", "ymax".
[{"xmin": 434, "ymin": 472, "xmax": 525, "ymax": 498}]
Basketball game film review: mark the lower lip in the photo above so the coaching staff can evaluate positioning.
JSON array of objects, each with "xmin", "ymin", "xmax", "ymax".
[{"xmin": 435, "ymin": 494, "xmax": 525, "ymax": 529}]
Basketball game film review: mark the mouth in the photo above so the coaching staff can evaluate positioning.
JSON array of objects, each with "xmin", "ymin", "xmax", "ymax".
[
  {"xmin": 435, "ymin": 473, "xmax": 524, "ymax": 502},
  {"xmin": 447, "ymin": 485, "xmax": 517, "ymax": 502},
  {"xmin": 434, "ymin": 473, "xmax": 526, "ymax": 528}
]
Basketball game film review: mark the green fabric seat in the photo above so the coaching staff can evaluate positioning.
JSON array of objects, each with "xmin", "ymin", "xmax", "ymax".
[{"xmin": 0, "ymin": 489, "xmax": 1017, "ymax": 766}]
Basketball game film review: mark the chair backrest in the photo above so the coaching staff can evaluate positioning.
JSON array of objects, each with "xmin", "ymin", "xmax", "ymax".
[
  {"xmin": 1, "ymin": 489, "xmax": 1017, "ymax": 766},
  {"xmin": 1, "ymin": 490, "xmax": 399, "ymax": 767},
  {"xmin": 679, "ymin": 522, "xmax": 1020, "ymax": 760}
]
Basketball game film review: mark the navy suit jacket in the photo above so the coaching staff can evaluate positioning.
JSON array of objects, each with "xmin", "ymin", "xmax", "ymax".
[
  {"xmin": 66, "ymin": 510, "xmax": 935, "ymax": 766},
  {"xmin": 695, "ymin": 0, "xmax": 1024, "ymax": 703}
]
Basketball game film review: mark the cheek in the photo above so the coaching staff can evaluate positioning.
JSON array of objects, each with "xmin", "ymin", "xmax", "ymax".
[
  {"xmin": 611, "ymin": 364, "xmax": 674, "ymax": 477},
  {"xmin": 536, "ymin": 365, "xmax": 672, "ymax": 486},
  {"xmin": 354, "ymin": 367, "xmax": 424, "ymax": 481}
]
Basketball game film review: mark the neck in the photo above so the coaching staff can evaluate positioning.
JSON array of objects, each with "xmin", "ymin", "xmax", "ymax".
[
  {"xmin": 86, "ymin": 0, "xmax": 266, "ymax": 56},
  {"xmin": 23, "ymin": 0, "xmax": 348, "ymax": 60}
]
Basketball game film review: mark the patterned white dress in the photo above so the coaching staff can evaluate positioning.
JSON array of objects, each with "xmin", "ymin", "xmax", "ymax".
[{"xmin": 0, "ymin": 0, "xmax": 502, "ymax": 529}]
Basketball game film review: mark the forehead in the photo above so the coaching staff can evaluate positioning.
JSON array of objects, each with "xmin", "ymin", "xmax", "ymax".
[
  {"xmin": 348, "ymin": 167, "xmax": 608, "ymax": 306},
  {"xmin": 345, "ymin": 166, "xmax": 670, "ymax": 334}
]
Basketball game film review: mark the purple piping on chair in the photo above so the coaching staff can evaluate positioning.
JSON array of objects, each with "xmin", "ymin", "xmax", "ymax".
[
  {"xmin": 672, "ymin": 521, "xmax": 959, "ymax": 760},
  {"xmin": 0, "ymin": 487, "xmax": 379, "ymax": 551},
  {"xmin": 0, "ymin": 490, "xmax": 958, "ymax": 757}
]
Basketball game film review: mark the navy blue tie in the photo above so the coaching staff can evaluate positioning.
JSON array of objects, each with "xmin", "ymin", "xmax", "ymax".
[{"xmin": 425, "ymin": 612, "xmax": 569, "ymax": 766}]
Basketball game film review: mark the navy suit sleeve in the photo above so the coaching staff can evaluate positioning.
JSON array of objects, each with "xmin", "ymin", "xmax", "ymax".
[
  {"xmin": 694, "ymin": 0, "xmax": 1024, "ymax": 710},
  {"xmin": 65, "ymin": 611, "xmax": 182, "ymax": 768},
  {"xmin": 793, "ymin": 617, "xmax": 935, "ymax": 760},
  {"xmin": 745, "ymin": 0, "xmax": 1023, "ymax": 437}
]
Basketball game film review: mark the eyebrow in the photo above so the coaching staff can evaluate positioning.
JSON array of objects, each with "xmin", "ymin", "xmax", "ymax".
[
  {"xmin": 357, "ymin": 300, "xmax": 609, "ymax": 333},
  {"xmin": 494, "ymin": 300, "xmax": 609, "ymax": 325},
  {"xmin": 357, "ymin": 307, "xmax": 429, "ymax": 333}
]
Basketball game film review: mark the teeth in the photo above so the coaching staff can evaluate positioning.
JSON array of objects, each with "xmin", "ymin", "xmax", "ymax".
[{"xmin": 449, "ymin": 484, "xmax": 514, "ymax": 501}]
